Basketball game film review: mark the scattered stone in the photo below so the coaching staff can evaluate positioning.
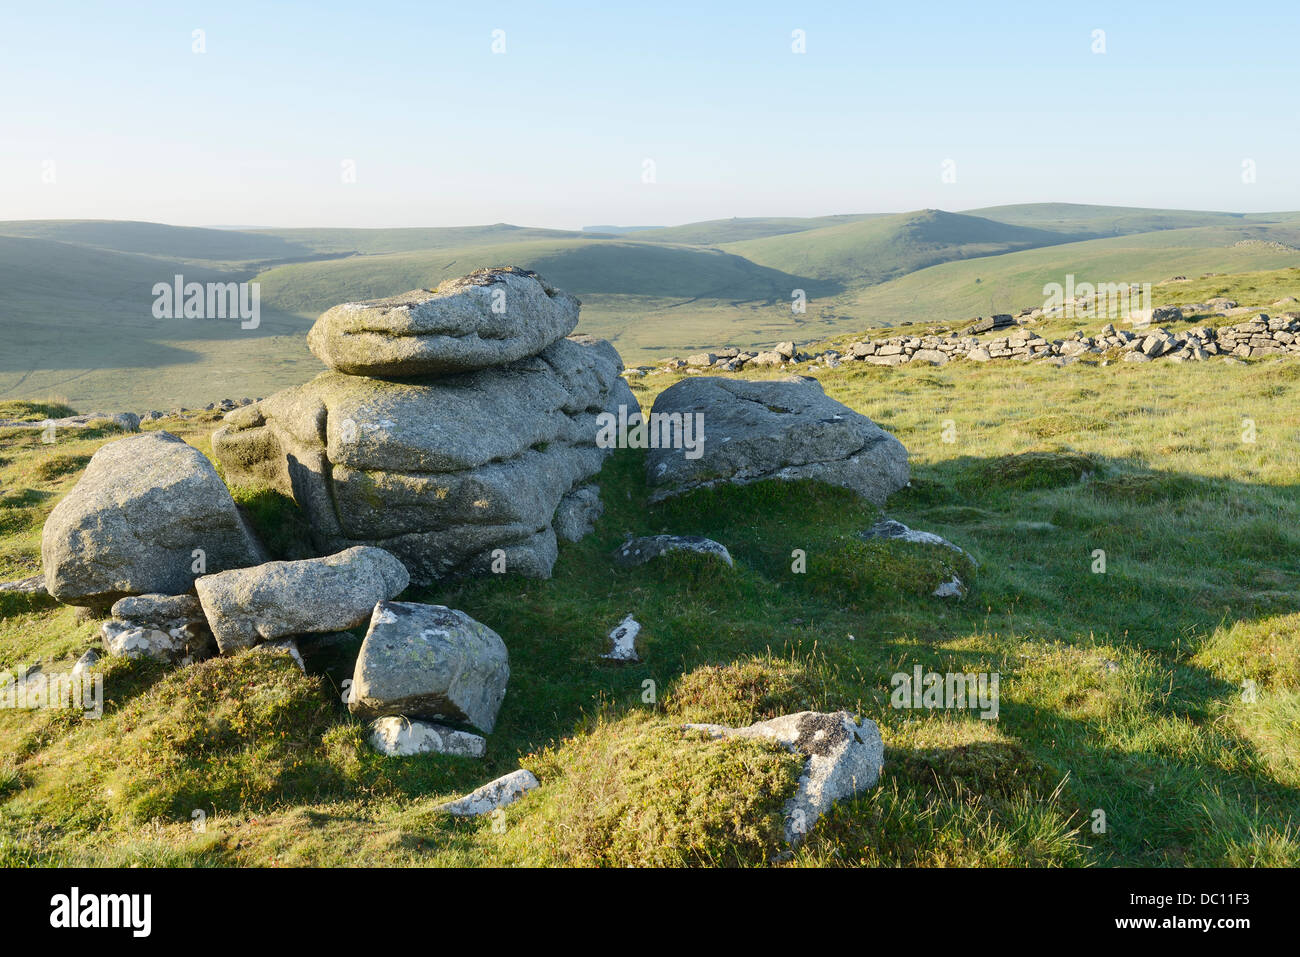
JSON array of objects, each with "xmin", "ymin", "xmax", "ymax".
[
  {"xmin": 71, "ymin": 648, "xmax": 100, "ymax": 676},
  {"xmin": 40, "ymin": 432, "xmax": 263, "ymax": 607},
  {"xmin": 684, "ymin": 711, "xmax": 883, "ymax": 845},
  {"xmin": 858, "ymin": 519, "xmax": 970, "ymax": 559},
  {"xmin": 0, "ymin": 575, "xmax": 47, "ymax": 596},
  {"xmin": 1012, "ymin": 520, "xmax": 1058, "ymax": 532},
  {"xmin": 369, "ymin": 717, "xmax": 486, "ymax": 758},
  {"xmin": 349, "ymin": 601, "xmax": 510, "ymax": 734},
  {"xmin": 931, "ymin": 576, "xmax": 966, "ymax": 599},
  {"xmin": 306, "ymin": 267, "xmax": 580, "ymax": 377},
  {"xmin": 602, "ymin": 614, "xmax": 642, "ymax": 662},
  {"xmin": 645, "ymin": 376, "xmax": 909, "ymax": 505},
  {"xmin": 0, "ymin": 412, "xmax": 140, "ymax": 433},
  {"xmin": 437, "ymin": 769, "xmax": 540, "ymax": 816},
  {"xmin": 195, "ymin": 546, "xmax": 409, "ymax": 653},
  {"xmin": 612, "ymin": 535, "xmax": 733, "ymax": 568}
]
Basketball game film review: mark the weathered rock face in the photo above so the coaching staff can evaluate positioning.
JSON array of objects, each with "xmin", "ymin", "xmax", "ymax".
[
  {"xmin": 553, "ymin": 483, "xmax": 603, "ymax": 543},
  {"xmin": 306, "ymin": 267, "xmax": 580, "ymax": 377},
  {"xmin": 194, "ymin": 546, "xmax": 409, "ymax": 653},
  {"xmin": 214, "ymin": 332, "xmax": 634, "ymax": 584},
  {"xmin": 349, "ymin": 601, "xmax": 510, "ymax": 734},
  {"xmin": 41, "ymin": 432, "xmax": 263, "ymax": 606},
  {"xmin": 645, "ymin": 376, "xmax": 909, "ymax": 505}
]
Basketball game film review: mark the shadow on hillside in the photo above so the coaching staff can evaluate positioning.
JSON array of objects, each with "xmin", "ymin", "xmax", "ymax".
[{"xmin": 525, "ymin": 242, "xmax": 845, "ymax": 300}]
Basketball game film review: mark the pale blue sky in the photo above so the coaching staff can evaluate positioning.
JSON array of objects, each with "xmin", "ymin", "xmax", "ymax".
[{"xmin": 2, "ymin": 1, "xmax": 1296, "ymax": 227}]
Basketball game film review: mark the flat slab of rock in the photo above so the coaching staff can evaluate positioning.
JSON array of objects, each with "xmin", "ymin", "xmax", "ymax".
[
  {"xmin": 0, "ymin": 412, "xmax": 140, "ymax": 433},
  {"xmin": 110, "ymin": 593, "xmax": 205, "ymax": 629},
  {"xmin": 859, "ymin": 519, "xmax": 972, "ymax": 559},
  {"xmin": 685, "ymin": 710, "xmax": 883, "ymax": 845},
  {"xmin": 41, "ymin": 432, "xmax": 263, "ymax": 606},
  {"xmin": 0, "ymin": 575, "xmax": 47, "ymax": 596},
  {"xmin": 612, "ymin": 535, "xmax": 733, "ymax": 568},
  {"xmin": 645, "ymin": 376, "xmax": 909, "ymax": 505},
  {"xmin": 195, "ymin": 546, "xmax": 409, "ymax": 653},
  {"xmin": 437, "ymin": 769, "xmax": 539, "ymax": 816},
  {"xmin": 307, "ymin": 267, "xmax": 580, "ymax": 377},
  {"xmin": 349, "ymin": 600, "xmax": 509, "ymax": 734},
  {"xmin": 369, "ymin": 717, "xmax": 486, "ymax": 758}
]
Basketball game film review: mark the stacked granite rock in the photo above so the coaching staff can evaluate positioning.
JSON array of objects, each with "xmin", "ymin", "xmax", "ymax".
[{"xmin": 213, "ymin": 267, "xmax": 636, "ymax": 584}]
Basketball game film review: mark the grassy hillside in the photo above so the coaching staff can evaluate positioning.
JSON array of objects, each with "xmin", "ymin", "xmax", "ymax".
[
  {"xmin": 820, "ymin": 224, "xmax": 1300, "ymax": 332},
  {"xmin": 0, "ymin": 235, "xmax": 316, "ymax": 410},
  {"xmin": 3, "ymin": 350, "xmax": 1299, "ymax": 866},
  {"xmin": 251, "ymin": 238, "xmax": 833, "ymax": 362},
  {"xmin": 725, "ymin": 209, "xmax": 1081, "ymax": 286},
  {"xmin": 254, "ymin": 238, "xmax": 828, "ymax": 318},
  {"xmin": 0, "ymin": 220, "xmax": 319, "ymax": 267},
  {"xmin": 618, "ymin": 214, "xmax": 885, "ymax": 246},
  {"xmin": 962, "ymin": 203, "xmax": 1270, "ymax": 237},
  {"xmin": 252, "ymin": 224, "xmax": 604, "ymax": 256}
]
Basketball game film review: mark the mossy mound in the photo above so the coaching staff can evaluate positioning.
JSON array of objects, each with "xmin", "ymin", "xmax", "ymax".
[
  {"xmin": 1090, "ymin": 471, "xmax": 1209, "ymax": 504},
  {"xmin": 493, "ymin": 711, "xmax": 803, "ymax": 866},
  {"xmin": 666, "ymin": 654, "xmax": 827, "ymax": 727},
  {"xmin": 1193, "ymin": 612, "xmax": 1300, "ymax": 694},
  {"xmin": 964, "ymin": 451, "xmax": 1098, "ymax": 492},
  {"xmin": 0, "ymin": 400, "xmax": 77, "ymax": 422},
  {"xmin": 801, "ymin": 537, "xmax": 977, "ymax": 608},
  {"xmin": 21, "ymin": 648, "xmax": 343, "ymax": 827}
]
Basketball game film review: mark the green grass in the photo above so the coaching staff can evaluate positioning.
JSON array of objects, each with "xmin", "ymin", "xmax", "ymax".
[{"xmin": 3, "ymin": 351, "xmax": 1299, "ymax": 866}]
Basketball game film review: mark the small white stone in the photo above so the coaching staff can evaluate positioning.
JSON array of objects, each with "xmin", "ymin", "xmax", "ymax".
[
  {"xmin": 602, "ymin": 614, "xmax": 642, "ymax": 662},
  {"xmin": 437, "ymin": 769, "xmax": 539, "ymax": 816}
]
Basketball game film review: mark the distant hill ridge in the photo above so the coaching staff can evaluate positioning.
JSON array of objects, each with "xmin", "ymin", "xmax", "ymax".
[{"xmin": 2, "ymin": 204, "xmax": 1298, "ymax": 407}]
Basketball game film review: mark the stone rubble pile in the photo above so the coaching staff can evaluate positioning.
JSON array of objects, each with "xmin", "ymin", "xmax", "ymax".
[{"xmin": 645, "ymin": 310, "xmax": 1300, "ymax": 373}]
